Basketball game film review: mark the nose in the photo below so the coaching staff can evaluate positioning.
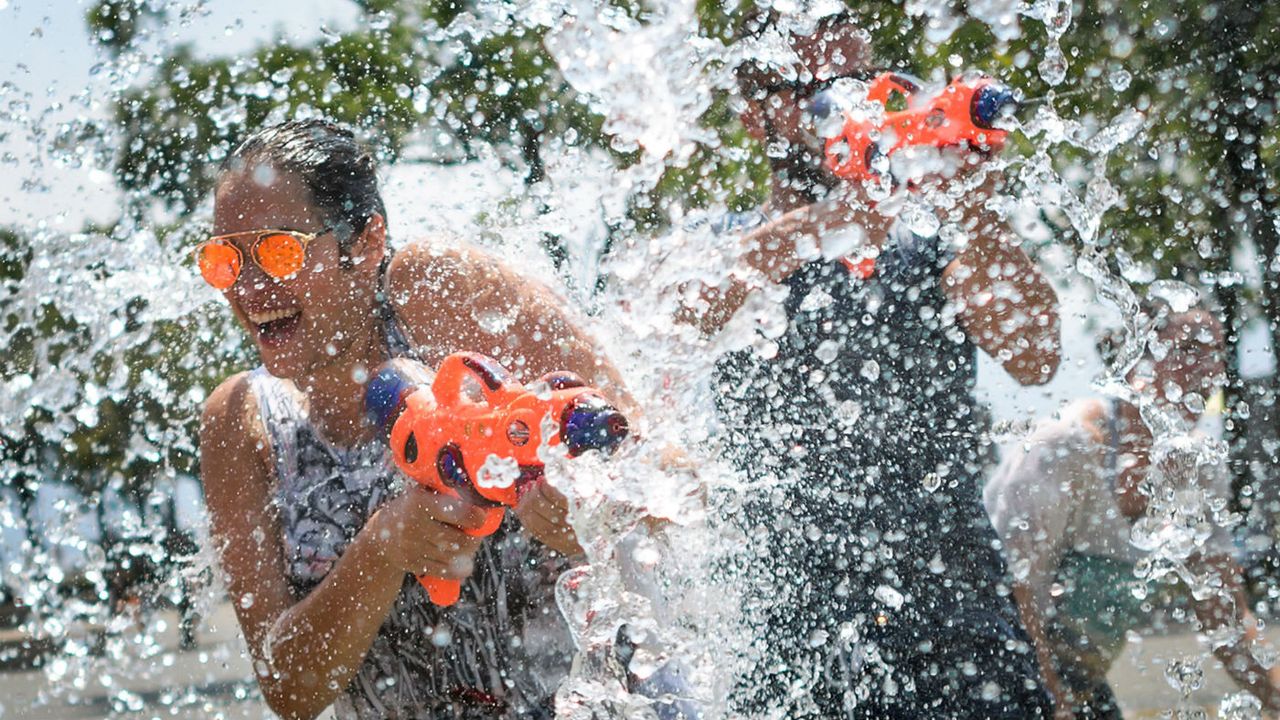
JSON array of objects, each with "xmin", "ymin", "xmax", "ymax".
[{"xmin": 230, "ymin": 260, "xmax": 282, "ymax": 301}]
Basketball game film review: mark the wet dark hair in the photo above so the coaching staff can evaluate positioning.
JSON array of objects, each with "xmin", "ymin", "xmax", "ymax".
[
  {"xmin": 733, "ymin": 10, "xmax": 865, "ymax": 100},
  {"xmin": 222, "ymin": 119, "xmax": 386, "ymax": 265}
]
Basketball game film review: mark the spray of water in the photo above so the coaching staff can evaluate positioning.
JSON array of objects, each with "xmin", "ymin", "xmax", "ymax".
[{"xmin": 1, "ymin": 1, "xmax": 1275, "ymax": 718}]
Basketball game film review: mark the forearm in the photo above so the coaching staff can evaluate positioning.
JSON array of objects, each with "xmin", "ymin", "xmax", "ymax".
[
  {"xmin": 1214, "ymin": 632, "xmax": 1280, "ymax": 712},
  {"xmin": 948, "ymin": 205, "xmax": 1061, "ymax": 385},
  {"xmin": 258, "ymin": 516, "xmax": 405, "ymax": 719},
  {"xmin": 1194, "ymin": 557, "xmax": 1280, "ymax": 711},
  {"xmin": 1201, "ymin": 601, "xmax": 1280, "ymax": 711},
  {"xmin": 690, "ymin": 196, "xmax": 892, "ymax": 335},
  {"xmin": 1012, "ymin": 582, "xmax": 1071, "ymax": 711}
]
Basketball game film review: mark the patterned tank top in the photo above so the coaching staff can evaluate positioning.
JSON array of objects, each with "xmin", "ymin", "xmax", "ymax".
[{"xmin": 247, "ymin": 302, "xmax": 573, "ymax": 719}]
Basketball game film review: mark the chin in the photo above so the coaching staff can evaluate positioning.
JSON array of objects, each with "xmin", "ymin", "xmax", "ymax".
[
  {"xmin": 260, "ymin": 351, "xmax": 307, "ymax": 380},
  {"xmin": 256, "ymin": 335, "xmax": 318, "ymax": 380}
]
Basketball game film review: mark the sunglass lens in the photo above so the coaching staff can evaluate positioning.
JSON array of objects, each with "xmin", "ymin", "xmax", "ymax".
[
  {"xmin": 256, "ymin": 233, "xmax": 306, "ymax": 279},
  {"xmin": 198, "ymin": 242, "xmax": 241, "ymax": 290}
]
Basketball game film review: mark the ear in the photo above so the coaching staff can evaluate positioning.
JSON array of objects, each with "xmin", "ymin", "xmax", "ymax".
[{"xmin": 349, "ymin": 213, "xmax": 387, "ymax": 272}]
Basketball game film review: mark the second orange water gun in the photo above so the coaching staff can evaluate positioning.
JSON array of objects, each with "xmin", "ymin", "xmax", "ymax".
[
  {"xmin": 364, "ymin": 352, "xmax": 629, "ymax": 606},
  {"xmin": 817, "ymin": 72, "xmax": 1019, "ymax": 182}
]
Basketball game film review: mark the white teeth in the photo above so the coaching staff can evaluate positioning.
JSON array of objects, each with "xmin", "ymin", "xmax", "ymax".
[{"xmin": 248, "ymin": 309, "xmax": 299, "ymax": 325}]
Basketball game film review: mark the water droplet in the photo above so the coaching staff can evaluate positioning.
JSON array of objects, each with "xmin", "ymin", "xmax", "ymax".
[
  {"xmin": 815, "ymin": 340, "xmax": 840, "ymax": 364},
  {"xmin": 860, "ymin": 360, "xmax": 881, "ymax": 381},
  {"xmin": 1164, "ymin": 656, "xmax": 1204, "ymax": 694},
  {"xmin": 239, "ymin": 593, "xmax": 255, "ymax": 609},
  {"xmin": 432, "ymin": 625, "xmax": 453, "ymax": 647},
  {"xmin": 899, "ymin": 201, "xmax": 940, "ymax": 237},
  {"xmin": 1251, "ymin": 641, "xmax": 1278, "ymax": 669},
  {"xmin": 1219, "ymin": 691, "xmax": 1262, "ymax": 720},
  {"xmin": 1038, "ymin": 50, "xmax": 1068, "ymax": 86},
  {"xmin": 874, "ymin": 584, "xmax": 904, "ymax": 610},
  {"xmin": 1109, "ymin": 68, "xmax": 1132, "ymax": 92},
  {"xmin": 921, "ymin": 472, "xmax": 941, "ymax": 492}
]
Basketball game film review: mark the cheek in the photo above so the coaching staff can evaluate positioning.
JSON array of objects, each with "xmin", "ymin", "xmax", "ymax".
[{"xmin": 296, "ymin": 268, "xmax": 368, "ymax": 322}]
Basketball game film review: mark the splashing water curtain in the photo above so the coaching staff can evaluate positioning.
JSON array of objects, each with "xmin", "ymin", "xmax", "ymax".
[{"xmin": 0, "ymin": 2, "xmax": 1278, "ymax": 719}]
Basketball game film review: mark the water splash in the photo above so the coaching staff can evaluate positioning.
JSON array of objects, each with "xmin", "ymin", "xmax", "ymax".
[{"xmin": 1, "ymin": 1, "xmax": 1273, "ymax": 718}]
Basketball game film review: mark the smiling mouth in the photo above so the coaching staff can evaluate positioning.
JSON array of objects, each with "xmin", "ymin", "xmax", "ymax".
[{"xmin": 247, "ymin": 308, "xmax": 302, "ymax": 346}]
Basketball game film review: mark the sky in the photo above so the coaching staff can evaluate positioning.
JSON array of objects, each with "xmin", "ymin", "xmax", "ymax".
[{"xmin": 0, "ymin": 0, "xmax": 361, "ymax": 227}]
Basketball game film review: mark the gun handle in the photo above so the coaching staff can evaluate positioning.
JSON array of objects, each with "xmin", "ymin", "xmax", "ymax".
[
  {"xmin": 416, "ymin": 508, "xmax": 506, "ymax": 607},
  {"xmin": 418, "ymin": 575, "xmax": 463, "ymax": 606}
]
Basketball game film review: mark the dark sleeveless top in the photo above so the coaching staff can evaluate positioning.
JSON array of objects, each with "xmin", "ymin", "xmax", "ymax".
[
  {"xmin": 716, "ymin": 218, "xmax": 1020, "ymax": 641},
  {"xmin": 248, "ymin": 291, "xmax": 572, "ymax": 719}
]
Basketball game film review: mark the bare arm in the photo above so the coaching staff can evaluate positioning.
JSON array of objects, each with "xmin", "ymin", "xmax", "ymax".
[
  {"xmin": 387, "ymin": 242, "xmax": 649, "ymax": 554},
  {"xmin": 682, "ymin": 189, "xmax": 895, "ymax": 336},
  {"xmin": 387, "ymin": 242, "xmax": 636, "ymax": 418},
  {"xmin": 1011, "ymin": 582, "xmax": 1075, "ymax": 719},
  {"xmin": 942, "ymin": 174, "xmax": 1061, "ymax": 385},
  {"xmin": 201, "ymin": 374, "xmax": 487, "ymax": 719},
  {"xmin": 1191, "ymin": 554, "xmax": 1280, "ymax": 712}
]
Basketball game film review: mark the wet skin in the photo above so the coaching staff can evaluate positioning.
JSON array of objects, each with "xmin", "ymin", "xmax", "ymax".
[
  {"xmin": 702, "ymin": 19, "xmax": 1062, "ymax": 385},
  {"xmin": 201, "ymin": 162, "xmax": 638, "ymax": 719}
]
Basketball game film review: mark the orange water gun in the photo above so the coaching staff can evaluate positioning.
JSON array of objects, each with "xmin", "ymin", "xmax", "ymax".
[
  {"xmin": 819, "ymin": 72, "xmax": 1018, "ymax": 182},
  {"xmin": 364, "ymin": 352, "xmax": 629, "ymax": 606}
]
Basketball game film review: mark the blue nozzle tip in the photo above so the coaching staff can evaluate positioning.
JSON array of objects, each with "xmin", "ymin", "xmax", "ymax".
[
  {"xmin": 364, "ymin": 367, "xmax": 414, "ymax": 431},
  {"xmin": 562, "ymin": 397, "xmax": 629, "ymax": 456},
  {"xmin": 972, "ymin": 84, "xmax": 1018, "ymax": 129}
]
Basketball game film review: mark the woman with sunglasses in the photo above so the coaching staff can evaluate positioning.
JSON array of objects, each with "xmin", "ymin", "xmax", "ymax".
[{"xmin": 197, "ymin": 120, "xmax": 636, "ymax": 719}]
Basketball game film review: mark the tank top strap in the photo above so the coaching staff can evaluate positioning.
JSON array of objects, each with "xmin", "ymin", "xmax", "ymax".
[
  {"xmin": 247, "ymin": 367, "xmax": 305, "ymax": 487},
  {"xmin": 375, "ymin": 250, "xmax": 421, "ymax": 362}
]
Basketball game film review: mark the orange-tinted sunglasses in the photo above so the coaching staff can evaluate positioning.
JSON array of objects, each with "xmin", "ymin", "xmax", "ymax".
[{"xmin": 194, "ymin": 226, "xmax": 333, "ymax": 290}]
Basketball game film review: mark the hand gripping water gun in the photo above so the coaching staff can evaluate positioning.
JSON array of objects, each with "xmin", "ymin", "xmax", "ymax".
[
  {"xmin": 364, "ymin": 352, "xmax": 630, "ymax": 606},
  {"xmin": 817, "ymin": 72, "xmax": 1019, "ymax": 182}
]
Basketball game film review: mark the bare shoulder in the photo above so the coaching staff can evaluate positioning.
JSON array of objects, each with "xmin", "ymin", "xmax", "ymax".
[
  {"xmin": 200, "ymin": 371, "xmax": 271, "ymax": 499},
  {"xmin": 386, "ymin": 240, "xmax": 508, "ymax": 298},
  {"xmin": 201, "ymin": 371, "xmax": 257, "ymax": 440},
  {"xmin": 386, "ymin": 240, "xmax": 573, "ymax": 352}
]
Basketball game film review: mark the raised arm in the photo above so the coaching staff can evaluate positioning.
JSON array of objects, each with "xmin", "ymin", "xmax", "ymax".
[
  {"xmin": 387, "ymin": 242, "xmax": 646, "ymax": 554},
  {"xmin": 942, "ymin": 173, "xmax": 1061, "ymax": 385},
  {"xmin": 387, "ymin": 242, "xmax": 636, "ymax": 417},
  {"xmin": 201, "ymin": 373, "xmax": 488, "ymax": 720},
  {"xmin": 680, "ymin": 189, "xmax": 895, "ymax": 336},
  {"xmin": 1190, "ymin": 554, "xmax": 1280, "ymax": 713}
]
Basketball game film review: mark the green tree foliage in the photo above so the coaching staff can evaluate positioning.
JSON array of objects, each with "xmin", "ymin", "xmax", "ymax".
[
  {"xmin": 89, "ymin": 0, "xmax": 610, "ymax": 214},
  {"xmin": 77, "ymin": 0, "xmax": 1279, "ymax": 525}
]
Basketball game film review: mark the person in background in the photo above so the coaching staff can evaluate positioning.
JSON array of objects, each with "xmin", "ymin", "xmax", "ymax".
[
  {"xmin": 986, "ymin": 301, "xmax": 1280, "ymax": 718},
  {"xmin": 678, "ymin": 8, "xmax": 1061, "ymax": 718}
]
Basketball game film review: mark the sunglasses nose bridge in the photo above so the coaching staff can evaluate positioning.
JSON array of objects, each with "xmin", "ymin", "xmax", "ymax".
[{"xmin": 231, "ymin": 258, "xmax": 278, "ymax": 295}]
